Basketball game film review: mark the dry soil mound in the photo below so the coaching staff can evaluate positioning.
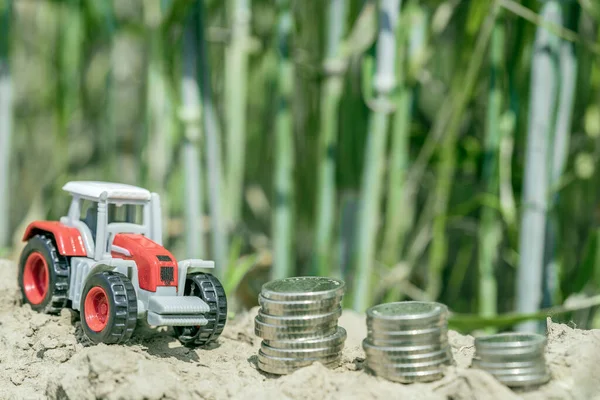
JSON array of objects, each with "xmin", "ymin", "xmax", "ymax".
[{"xmin": 0, "ymin": 259, "xmax": 599, "ymax": 399}]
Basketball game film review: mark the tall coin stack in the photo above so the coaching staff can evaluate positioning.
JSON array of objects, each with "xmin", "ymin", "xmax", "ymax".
[
  {"xmin": 254, "ymin": 276, "xmax": 346, "ymax": 375},
  {"xmin": 363, "ymin": 301, "xmax": 453, "ymax": 383},
  {"xmin": 471, "ymin": 333, "xmax": 550, "ymax": 388}
]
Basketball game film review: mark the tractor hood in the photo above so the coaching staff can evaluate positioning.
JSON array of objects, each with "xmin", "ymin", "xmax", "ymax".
[{"xmin": 112, "ymin": 234, "xmax": 178, "ymax": 292}]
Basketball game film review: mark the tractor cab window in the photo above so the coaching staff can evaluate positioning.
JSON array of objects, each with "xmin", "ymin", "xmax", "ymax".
[
  {"xmin": 107, "ymin": 203, "xmax": 143, "ymax": 225},
  {"xmin": 80, "ymin": 200, "xmax": 98, "ymax": 240}
]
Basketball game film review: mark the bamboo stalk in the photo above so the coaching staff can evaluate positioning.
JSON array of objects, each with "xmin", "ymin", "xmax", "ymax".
[
  {"xmin": 425, "ymin": 4, "xmax": 498, "ymax": 301},
  {"xmin": 381, "ymin": 1, "xmax": 425, "ymax": 268},
  {"xmin": 352, "ymin": 0, "xmax": 401, "ymax": 312},
  {"xmin": 103, "ymin": 2, "xmax": 118, "ymax": 181},
  {"xmin": 516, "ymin": 1, "xmax": 562, "ymax": 333},
  {"xmin": 477, "ymin": 13, "xmax": 505, "ymax": 324},
  {"xmin": 146, "ymin": 2, "xmax": 171, "ymax": 187},
  {"xmin": 271, "ymin": 0, "xmax": 294, "ymax": 280},
  {"xmin": 197, "ymin": 0, "xmax": 228, "ymax": 279},
  {"xmin": 0, "ymin": 0, "xmax": 11, "ymax": 249},
  {"xmin": 225, "ymin": 0, "xmax": 251, "ymax": 227},
  {"xmin": 543, "ymin": 6, "xmax": 578, "ymax": 309},
  {"xmin": 312, "ymin": 0, "xmax": 348, "ymax": 277},
  {"xmin": 180, "ymin": 14, "xmax": 206, "ymax": 258},
  {"xmin": 58, "ymin": 0, "xmax": 82, "ymax": 141}
]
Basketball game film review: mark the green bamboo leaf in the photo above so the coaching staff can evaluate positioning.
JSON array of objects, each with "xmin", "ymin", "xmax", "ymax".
[
  {"xmin": 574, "ymin": 153, "xmax": 595, "ymax": 180},
  {"xmin": 465, "ymin": 0, "xmax": 491, "ymax": 36},
  {"xmin": 341, "ymin": 0, "xmax": 377, "ymax": 58},
  {"xmin": 584, "ymin": 105, "xmax": 600, "ymax": 138},
  {"xmin": 431, "ymin": 0, "xmax": 460, "ymax": 35},
  {"xmin": 224, "ymin": 253, "xmax": 260, "ymax": 295},
  {"xmin": 500, "ymin": 0, "xmax": 600, "ymax": 55},
  {"xmin": 161, "ymin": 0, "xmax": 195, "ymax": 31},
  {"xmin": 450, "ymin": 293, "xmax": 600, "ymax": 332},
  {"xmin": 567, "ymin": 229, "xmax": 599, "ymax": 294},
  {"xmin": 578, "ymin": 0, "xmax": 600, "ymax": 21}
]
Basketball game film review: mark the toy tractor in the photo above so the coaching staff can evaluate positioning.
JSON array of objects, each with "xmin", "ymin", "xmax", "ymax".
[{"xmin": 18, "ymin": 181, "xmax": 227, "ymax": 347}]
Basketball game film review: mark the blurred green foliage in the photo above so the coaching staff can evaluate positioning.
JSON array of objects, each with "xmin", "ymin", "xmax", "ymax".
[{"xmin": 3, "ymin": 0, "xmax": 600, "ymax": 331}]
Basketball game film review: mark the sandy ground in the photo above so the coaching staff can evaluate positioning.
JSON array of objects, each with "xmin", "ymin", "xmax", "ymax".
[{"xmin": 1, "ymin": 259, "xmax": 599, "ymax": 399}]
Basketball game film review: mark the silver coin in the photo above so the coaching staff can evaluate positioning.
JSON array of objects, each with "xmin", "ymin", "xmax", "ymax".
[
  {"xmin": 254, "ymin": 317, "xmax": 337, "ymax": 340},
  {"xmin": 264, "ymin": 326, "xmax": 347, "ymax": 349},
  {"xmin": 492, "ymin": 372, "xmax": 551, "ymax": 388},
  {"xmin": 365, "ymin": 354, "xmax": 450, "ymax": 371},
  {"xmin": 257, "ymin": 306, "xmax": 342, "ymax": 327},
  {"xmin": 362, "ymin": 339, "xmax": 448, "ymax": 356},
  {"xmin": 363, "ymin": 344, "xmax": 450, "ymax": 363},
  {"xmin": 474, "ymin": 332, "xmax": 546, "ymax": 350},
  {"xmin": 257, "ymin": 357, "xmax": 341, "ymax": 375},
  {"xmin": 476, "ymin": 364, "xmax": 549, "ymax": 377},
  {"xmin": 471, "ymin": 359, "xmax": 544, "ymax": 370},
  {"xmin": 260, "ymin": 342, "xmax": 344, "ymax": 358},
  {"xmin": 372, "ymin": 351, "xmax": 452, "ymax": 367},
  {"xmin": 366, "ymin": 336, "xmax": 448, "ymax": 348},
  {"xmin": 367, "ymin": 328, "xmax": 448, "ymax": 346},
  {"xmin": 367, "ymin": 301, "xmax": 448, "ymax": 327},
  {"xmin": 474, "ymin": 333, "xmax": 547, "ymax": 363},
  {"xmin": 259, "ymin": 294, "xmax": 343, "ymax": 315},
  {"xmin": 365, "ymin": 365, "xmax": 445, "ymax": 383},
  {"xmin": 367, "ymin": 316, "xmax": 447, "ymax": 332},
  {"xmin": 261, "ymin": 276, "xmax": 345, "ymax": 301},
  {"xmin": 258, "ymin": 350, "xmax": 341, "ymax": 366}
]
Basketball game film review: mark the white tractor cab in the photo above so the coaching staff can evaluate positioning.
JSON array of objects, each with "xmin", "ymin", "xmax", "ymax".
[{"xmin": 19, "ymin": 181, "xmax": 227, "ymax": 346}]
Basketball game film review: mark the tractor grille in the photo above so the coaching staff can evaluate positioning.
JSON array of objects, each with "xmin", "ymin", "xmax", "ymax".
[{"xmin": 160, "ymin": 266, "xmax": 174, "ymax": 285}]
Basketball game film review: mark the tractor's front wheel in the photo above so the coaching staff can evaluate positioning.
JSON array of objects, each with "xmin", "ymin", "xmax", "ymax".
[
  {"xmin": 80, "ymin": 271, "xmax": 138, "ymax": 344},
  {"xmin": 174, "ymin": 273, "xmax": 227, "ymax": 347}
]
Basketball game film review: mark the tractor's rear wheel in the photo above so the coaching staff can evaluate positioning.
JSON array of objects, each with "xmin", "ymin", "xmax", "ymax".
[
  {"xmin": 174, "ymin": 273, "xmax": 227, "ymax": 347},
  {"xmin": 18, "ymin": 234, "xmax": 69, "ymax": 314},
  {"xmin": 80, "ymin": 271, "xmax": 138, "ymax": 344}
]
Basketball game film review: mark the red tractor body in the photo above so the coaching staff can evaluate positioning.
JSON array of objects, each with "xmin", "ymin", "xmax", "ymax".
[{"xmin": 18, "ymin": 181, "xmax": 227, "ymax": 347}]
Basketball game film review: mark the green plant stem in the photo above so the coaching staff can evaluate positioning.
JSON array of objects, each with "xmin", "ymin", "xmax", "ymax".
[
  {"xmin": 59, "ymin": 0, "xmax": 82, "ymax": 147},
  {"xmin": 225, "ymin": 0, "xmax": 251, "ymax": 227},
  {"xmin": 102, "ymin": 2, "xmax": 117, "ymax": 182},
  {"xmin": 427, "ymin": 3, "xmax": 499, "ymax": 300},
  {"xmin": 181, "ymin": 17, "xmax": 206, "ymax": 258},
  {"xmin": 543, "ymin": 22, "xmax": 578, "ymax": 308},
  {"xmin": 381, "ymin": 1, "xmax": 425, "ymax": 267},
  {"xmin": 197, "ymin": 1, "xmax": 228, "ymax": 279},
  {"xmin": 477, "ymin": 14, "xmax": 505, "ymax": 325},
  {"xmin": 450, "ymin": 293, "xmax": 600, "ymax": 332},
  {"xmin": 353, "ymin": 0, "xmax": 401, "ymax": 312},
  {"xmin": 146, "ymin": 1, "xmax": 176, "ymax": 244},
  {"xmin": 313, "ymin": 0, "xmax": 347, "ymax": 277},
  {"xmin": 516, "ymin": 1, "xmax": 562, "ymax": 333},
  {"xmin": 0, "ymin": 0, "xmax": 11, "ymax": 248},
  {"xmin": 272, "ymin": 0, "xmax": 294, "ymax": 280}
]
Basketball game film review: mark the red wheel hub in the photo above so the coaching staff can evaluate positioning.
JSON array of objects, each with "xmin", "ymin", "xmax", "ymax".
[
  {"xmin": 84, "ymin": 287, "xmax": 110, "ymax": 332},
  {"xmin": 23, "ymin": 251, "xmax": 49, "ymax": 304}
]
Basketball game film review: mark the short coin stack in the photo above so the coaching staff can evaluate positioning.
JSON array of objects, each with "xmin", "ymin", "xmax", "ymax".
[
  {"xmin": 255, "ymin": 276, "xmax": 346, "ymax": 375},
  {"xmin": 363, "ymin": 301, "xmax": 453, "ymax": 383},
  {"xmin": 471, "ymin": 333, "xmax": 550, "ymax": 388}
]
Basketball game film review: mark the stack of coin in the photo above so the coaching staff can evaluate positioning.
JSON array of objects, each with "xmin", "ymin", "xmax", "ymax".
[
  {"xmin": 254, "ymin": 276, "xmax": 346, "ymax": 375},
  {"xmin": 471, "ymin": 332, "xmax": 550, "ymax": 388},
  {"xmin": 363, "ymin": 301, "xmax": 453, "ymax": 383}
]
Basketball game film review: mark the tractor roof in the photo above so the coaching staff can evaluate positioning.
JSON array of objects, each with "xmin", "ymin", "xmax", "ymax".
[{"xmin": 62, "ymin": 181, "xmax": 152, "ymax": 202}]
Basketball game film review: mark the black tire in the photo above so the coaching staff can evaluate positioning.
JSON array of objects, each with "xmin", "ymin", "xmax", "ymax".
[
  {"xmin": 174, "ymin": 273, "xmax": 227, "ymax": 347},
  {"xmin": 80, "ymin": 271, "xmax": 138, "ymax": 344},
  {"xmin": 18, "ymin": 234, "xmax": 69, "ymax": 314}
]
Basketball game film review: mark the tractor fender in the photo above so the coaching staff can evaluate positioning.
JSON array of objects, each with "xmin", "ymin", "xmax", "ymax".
[
  {"xmin": 176, "ymin": 259, "xmax": 215, "ymax": 296},
  {"xmin": 22, "ymin": 221, "xmax": 87, "ymax": 257},
  {"xmin": 87, "ymin": 259, "xmax": 137, "ymax": 280},
  {"xmin": 82, "ymin": 259, "xmax": 146, "ymax": 317}
]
